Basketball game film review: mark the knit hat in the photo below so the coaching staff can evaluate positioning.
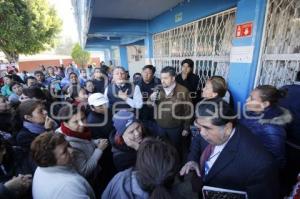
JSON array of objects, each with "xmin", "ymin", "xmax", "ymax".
[{"xmin": 113, "ymin": 110, "xmax": 136, "ymax": 136}]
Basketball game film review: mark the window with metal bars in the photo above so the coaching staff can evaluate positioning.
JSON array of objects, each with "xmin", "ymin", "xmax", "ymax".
[
  {"xmin": 153, "ymin": 8, "xmax": 236, "ymax": 89},
  {"xmin": 255, "ymin": 0, "xmax": 300, "ymax": 88}
]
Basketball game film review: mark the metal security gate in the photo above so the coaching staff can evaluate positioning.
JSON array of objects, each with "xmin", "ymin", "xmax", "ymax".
[
  {"xmin": 153, "ymin": 8, "xmax": 236, "ymax": 88},
  {"xmin": 255, "ymin": 0, "xmax": 300, "ymax": 87}
]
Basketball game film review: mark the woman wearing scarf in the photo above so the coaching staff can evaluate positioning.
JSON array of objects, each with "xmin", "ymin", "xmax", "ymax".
[
  {"xmin": 15, "ymin": 99, "xmax": 56, "ymax": 150},
  {"xmin": 13, "ymin": 99, "xmax": 56, "ymax": 174},
  {"xmin": 55, "ymin": 105, "xmax": 108, "ymax": 186}
]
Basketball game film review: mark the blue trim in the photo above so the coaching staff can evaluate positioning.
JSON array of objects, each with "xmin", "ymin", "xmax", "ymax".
[
  {"xmin": 89, "ymin": 18, "xmax": 147, "ymax": 35},
  {"xmin": 86, "ymin": 38, "xmax": 121, "ymax": 46},
  {"xmin": 120, "ymin": 46, "xmax": 128, "ymax": 69},
  {"xmin": 149, "ymin": 0, "xmax": 237, "ymax": 34},
  {"xmin": 87, "ymin": 17, "xmax": 148, "ymax": 47},
  {"xmin": 227, "ymin": 0, "xmax": 268, "ymax": 108},
  {"xmin": 120, "ymin": 37, "xmax": 145, "ymax": 45},
  {"xmin": 85, "ymin": 47, "xmax": 108, "ymax": 51},
  {"xmin": 247, "ymin": 0, "xmax": 267, "ymax": 91},
  {"xmin": 144, "ymin": 33, "xmax": 153, "ymax": 59}
]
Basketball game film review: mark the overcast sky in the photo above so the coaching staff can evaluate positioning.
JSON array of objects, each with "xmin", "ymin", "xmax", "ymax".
[{"xmin": 48, "ymin": 0, "xmax": 79, "ymax": 42}]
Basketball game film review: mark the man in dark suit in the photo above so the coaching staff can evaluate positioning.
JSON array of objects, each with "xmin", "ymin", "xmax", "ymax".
[{"xmin": 180, "ymin": 99, "xmax": 279, "ymax": 199}]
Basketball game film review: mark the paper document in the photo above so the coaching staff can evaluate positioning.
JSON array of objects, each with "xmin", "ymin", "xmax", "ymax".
[{"xmin": 202, "ymin": 186, "xmax": 248, "ymax": 199}]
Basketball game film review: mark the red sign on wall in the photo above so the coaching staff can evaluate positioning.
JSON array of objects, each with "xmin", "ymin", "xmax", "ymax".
[{"xmin": 236, "ymin": 22, "xmax": 253, "ymax": 38}]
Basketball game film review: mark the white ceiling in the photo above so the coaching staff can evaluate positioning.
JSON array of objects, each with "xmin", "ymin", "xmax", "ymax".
[{"xmin": 92, "ymin": 0, "xmax": 183, "ymax": 20}]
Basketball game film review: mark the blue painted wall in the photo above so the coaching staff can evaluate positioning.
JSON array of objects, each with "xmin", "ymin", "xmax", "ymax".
[
  {"xmin": 85, "ymin": 47, "xmax": 109, "ymax": 52},
  {"xmin": 149, "ymin": 0, "xmax": 237, "ymax": 33},
  {"xmin": 87, "ymin": 18, "xmax": 148, "ymax": 64},
  {"xmin": 144, "ymin": 33, "xmax": 153, "ymax": 59},
  {"xmin": 147, "ymin": 0, "xmax": 267, "ymax": 107},
  {"xmin": 87, "ymin": 0, "xmax": 238, "ymax": 49},
  {"xmin": 227, "ymin": 0, "xmax": 267, "ymax": 106},
  {"xmin": 86, "ymin": 37, "xmax": 121, "ymax": 47},
  {"xmin": 121, "ymin": 36, "xmax": 145, "ymax": 45},
  {"xmin": 86, "ymin": 0, "xmax": 268, "ymax": 109},
  {"xmin": 89, "ymin": 18, "xmax": 147, "ymax": 36}
]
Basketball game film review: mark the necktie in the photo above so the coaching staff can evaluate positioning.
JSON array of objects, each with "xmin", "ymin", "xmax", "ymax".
[{"xmin": 200, "ymin": 144, "xmax": 215, "ymax": 176}]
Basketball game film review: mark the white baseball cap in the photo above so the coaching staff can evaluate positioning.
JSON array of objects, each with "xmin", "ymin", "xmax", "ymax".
[{"xmin": 88, "ymin": 93, "xmax": 108, "ymax": 106}]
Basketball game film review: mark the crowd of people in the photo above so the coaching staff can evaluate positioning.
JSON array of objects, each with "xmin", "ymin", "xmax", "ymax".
[{"xmin": 0, "ymin": 59, "xmax": 299, "ymax": 199}]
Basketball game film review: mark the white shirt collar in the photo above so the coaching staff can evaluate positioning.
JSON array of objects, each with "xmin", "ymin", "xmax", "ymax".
[
  {"xmin": 214, "ymin": 128, "xmax": 236, "ymax": 152},
  {"xmin": 163, "ymin": 82, "xmax": 176, "ymax": 96},
  {"xmin": 204, "ymin": 128, "xmax": 236, "ymax": 175}
]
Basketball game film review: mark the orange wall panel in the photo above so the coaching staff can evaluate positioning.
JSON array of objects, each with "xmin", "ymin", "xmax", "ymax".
[
  {"xmin": 19, "ymin": 57, "xmax": 101, "ymax": 72},
  {"xmin": 62, "ymin": 59, "xmax": 73, "ymax": 66},
  {"xmin": 19, "ymin": 60, "xmax": 60, "ymax": 72}
]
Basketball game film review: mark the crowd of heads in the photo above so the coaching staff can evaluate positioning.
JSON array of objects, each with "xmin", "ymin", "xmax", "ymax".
[{"xmin": 0, "ymin": 60, "xmax": 298, "ymax": 198}]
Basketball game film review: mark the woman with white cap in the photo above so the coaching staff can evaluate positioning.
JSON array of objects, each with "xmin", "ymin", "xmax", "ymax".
[
  {"xmin": 87, "ymin": 93, "xmax": 116, "ymax": 195},
  {"xmin": 87, "ymin": 93, "xmax": 113, "ymax": 139}
]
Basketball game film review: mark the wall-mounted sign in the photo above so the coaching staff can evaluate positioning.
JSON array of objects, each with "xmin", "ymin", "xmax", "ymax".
[
  {"xmin": 236, "ymin": 22, "xmax": 253, "ymax": 38},
  {"xmin": 230, "ymin": 46, "xmax": 254, "ymax": 63},
  {"xmin": 175, "ymin": 12, "xmax": 183, "ymax": 23}
]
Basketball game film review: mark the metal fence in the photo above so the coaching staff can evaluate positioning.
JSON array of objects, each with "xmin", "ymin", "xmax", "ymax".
[
  {"xmin": 255, "ymin": 0, "xmax": 300, "ymax": 87},
  {"xmin": 153, "ymin": 8, "xmax": 236, "ymax": 88}
]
